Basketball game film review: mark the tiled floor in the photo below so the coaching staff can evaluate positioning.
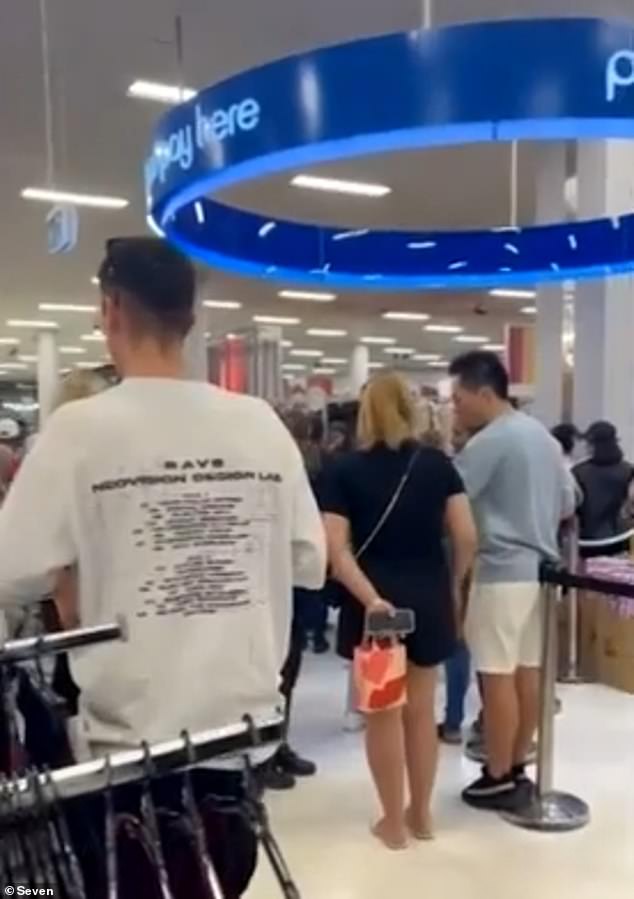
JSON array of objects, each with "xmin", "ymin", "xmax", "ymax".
[{"xmin": 248, "ymin": 652, "xmax": 634, "ymax": 898}]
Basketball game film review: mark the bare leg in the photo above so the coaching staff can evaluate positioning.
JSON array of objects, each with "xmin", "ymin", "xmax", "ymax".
[
  {"xmin": 481, "ymin": 672, "xmax": 518, "ymax": 778},
  {"xmin": 514, "ymin": 666, "xmax": 540, "ymax": 765},
  {"xmin": 403, "ymin": 664, "xmax": 438, "ymax": 839},
  {"xmin": 365, "ymin": 706, "xmax": 407, "ymax": 849}
]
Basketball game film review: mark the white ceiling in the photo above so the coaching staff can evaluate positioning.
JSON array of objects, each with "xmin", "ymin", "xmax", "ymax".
[{"xmin": 1, "ymin": 0, "xmax": 633, "ymax": 380}]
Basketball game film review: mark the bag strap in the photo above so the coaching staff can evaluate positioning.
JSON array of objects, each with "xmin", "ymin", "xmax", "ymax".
[{"xmin": 356, "ymin": 447, "xmax": 421, "ymax": 560}]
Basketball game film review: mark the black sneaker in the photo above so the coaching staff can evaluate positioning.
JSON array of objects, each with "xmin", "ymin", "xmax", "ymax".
[
  {"xmin": 276, "ymin": 744, "xmax": 317, "ymax": 777},
  {"xmin": 437, "ymin": 723, "xmax": 463, "ymax": 746},
  {"xmin": 260, "ymin": 763, "xmax": 296, "ymax": 791},
  {"xmin": 313, "ymin": 635, "xmax": 330, "ymax": 655},
  {"xmin": 512, "ymin": 763, "xmax": 530, "ymax": 784},
  {"xmin": 462, "ymin": 767, "xmax": 518, "ymax": 809}
]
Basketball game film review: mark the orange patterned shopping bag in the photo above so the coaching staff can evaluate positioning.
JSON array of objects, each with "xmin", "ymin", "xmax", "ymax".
[{"xmin": 353, "ymin": 639, "xmax": 407, "ymax": 713}]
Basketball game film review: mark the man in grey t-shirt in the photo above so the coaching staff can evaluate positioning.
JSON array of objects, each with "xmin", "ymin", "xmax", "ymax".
[{"xmin": 450, "ymin": 351, "xmax": 576, "ymax": 809}]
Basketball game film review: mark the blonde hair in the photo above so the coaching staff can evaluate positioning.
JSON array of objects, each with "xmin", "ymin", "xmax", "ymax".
[
  {"xmin": 357, "ymin": 373, "xmax": 418, "ymax": 450},
  {"xmin": 53, "ymin": 369, "xmax": 107, "ymax": 411}
]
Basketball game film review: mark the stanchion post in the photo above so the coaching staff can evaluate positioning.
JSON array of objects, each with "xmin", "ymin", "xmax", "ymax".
[
  {"xmin": 560, "ymin": 526, "xmax": 586, "ymax": 683},
  {"xmin": 503, "ymin": 576, "xmax": 590, "ymax": 832}
]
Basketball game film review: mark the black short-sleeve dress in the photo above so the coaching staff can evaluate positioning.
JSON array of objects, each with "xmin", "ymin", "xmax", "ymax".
[{"xmin": 321, "ymin": 441, "xmax": 464, "ymax": 668}]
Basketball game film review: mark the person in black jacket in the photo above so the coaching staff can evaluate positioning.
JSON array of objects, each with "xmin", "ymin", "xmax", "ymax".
[{"xmin": 574, "ymin": 421, "xmax": 634, "ymax": 558}]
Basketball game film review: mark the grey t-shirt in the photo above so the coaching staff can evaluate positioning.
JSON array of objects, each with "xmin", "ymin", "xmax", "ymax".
[{"xmin": 455, "ymin": 410, "xmax": 576, "ymax": 583}]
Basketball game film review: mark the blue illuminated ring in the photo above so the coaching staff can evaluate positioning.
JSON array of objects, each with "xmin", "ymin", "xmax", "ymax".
[{"xmin": 145, "ymin": 17, "xmax": 634, "ymax": 290}]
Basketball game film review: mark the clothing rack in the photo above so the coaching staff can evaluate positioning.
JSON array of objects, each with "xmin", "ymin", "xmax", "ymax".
[
  {"xmin": 7, "ymin": 715, "xmax": 283, "ymax": 807},
  {"xmin": 0, "ymin": 619, "xmax": 126, "ymax": 665}
]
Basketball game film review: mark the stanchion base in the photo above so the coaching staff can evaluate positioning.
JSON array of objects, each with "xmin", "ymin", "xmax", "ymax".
[
  {"xmin": 503, "ymin": 790, "xmax": 590, "ymax": 832},
  {"xmin": 558, "ymin": 674, "xmax": 591, "ymax": 685}
]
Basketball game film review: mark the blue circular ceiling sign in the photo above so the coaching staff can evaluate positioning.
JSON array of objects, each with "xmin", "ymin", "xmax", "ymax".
[{"xmin": 145, "ymin": 17, "xmax": 634, "ymax": 290}]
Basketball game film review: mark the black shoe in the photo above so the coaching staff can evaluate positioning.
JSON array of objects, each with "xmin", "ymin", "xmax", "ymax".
[
  {"xmin": 437, "ymin": 723, "xmax": 463, "ymax": 746},
  {"xmin": 313, "ymin": 635, "xmax": 330, "ymax": 654},
  {"xmin": 276, "ymin": 744, "xmax": 317, "ymax": 777},
  {"xmin": 512, "ymin": 763, "xmax": 530, "ymax": 784},
  {"xmin": 260, "ymin": 763, "xmax": 296, "ymax": 791},
  {"xmin": 462, "ymin": 767, "xmax": 518, "ymax": 810}
]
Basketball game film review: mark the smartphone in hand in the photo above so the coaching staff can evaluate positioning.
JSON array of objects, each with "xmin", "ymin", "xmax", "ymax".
[{"xmin": 366, "ymin": 608, "xmax": 415, "ymax": 637}]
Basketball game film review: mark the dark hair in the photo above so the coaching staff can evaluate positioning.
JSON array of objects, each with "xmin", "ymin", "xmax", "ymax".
[
  {"xmin": 585, "ymin": 420, "xmax": 623, "ymax": 466},
  {"xmin": 551, "ymin": 423, "xmax": 577, "ymax": 457},
  {"xmin": 449, "ymin": 351, "xmax": 509, "ymax": 400},
  {"xmin": 98, "ymin": 237, "xmax": 195, "ymax": 340}
]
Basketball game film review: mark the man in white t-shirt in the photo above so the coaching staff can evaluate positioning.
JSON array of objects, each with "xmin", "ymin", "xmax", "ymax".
[{"xmin": 0, "ymin": 237, "xmax": 327, "ymax": 759}]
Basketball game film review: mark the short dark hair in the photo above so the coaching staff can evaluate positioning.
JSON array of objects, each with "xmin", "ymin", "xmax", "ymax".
[
  {"xmin": 551, "ymin": 423, "xmax": 577, "ymax": 456},
  {"xmin": 98, "ymin": 237, "xmax": 195, "ymax": 340},
  {"xmin": 449, "ymin": 351, "xmax": 510, "ymax": 400}
]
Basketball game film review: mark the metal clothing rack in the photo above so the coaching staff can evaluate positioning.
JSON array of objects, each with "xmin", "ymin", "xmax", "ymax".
[
  {"xmin": 0, "ymin": 619, "xmax": 127, "ymax": 666},
  {"xmin": 9, "ymin": 716, "xmax": 284, "ymax": 806}
]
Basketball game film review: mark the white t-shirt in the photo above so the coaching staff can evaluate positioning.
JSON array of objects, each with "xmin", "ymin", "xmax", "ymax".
[{"xmin": 0, "ymin": 379, "xmax": 326, "ymax": 754}]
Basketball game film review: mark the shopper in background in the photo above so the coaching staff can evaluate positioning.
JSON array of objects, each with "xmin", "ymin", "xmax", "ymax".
[
  {"xmin": 551, "ymin": 423, "xmax": 578, "ymax": 470},
  {"xmin": 574, "ymin": 421, "xmax": 634, "ymax": 559},
  {"xmin": 322, "ymin": 373, "xmax": 476, "ymax": 849},
  {"xmin": 0, "ymin": 237, "xmax": 326, "ymax": 894},
  {"xmin": 450, "ymin": 351, "xmax": 576, "ymax": 809}
]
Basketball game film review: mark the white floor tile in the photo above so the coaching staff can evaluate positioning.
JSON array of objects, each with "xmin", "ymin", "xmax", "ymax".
[{"xmin": 248, "ymin": 652, "xmax": 634, "ymax": 899}]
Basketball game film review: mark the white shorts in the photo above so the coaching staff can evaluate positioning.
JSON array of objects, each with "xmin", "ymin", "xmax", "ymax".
[{"xmin": 465, "ymin": 582, "xmax": 543, "ymax": 675}]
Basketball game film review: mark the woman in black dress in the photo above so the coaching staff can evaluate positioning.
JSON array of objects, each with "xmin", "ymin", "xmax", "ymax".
[{"xmin": 322, "ymin": 374, "xmax": 476, "ymax": 849}]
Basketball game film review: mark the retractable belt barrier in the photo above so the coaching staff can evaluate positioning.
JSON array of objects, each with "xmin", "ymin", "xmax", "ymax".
[{"xmin": 504, "ymin": 560, "xmax": 634, "ymax": 832}]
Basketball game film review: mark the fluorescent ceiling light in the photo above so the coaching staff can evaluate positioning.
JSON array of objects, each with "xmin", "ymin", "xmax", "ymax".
[
  {"xmin": 0, "ymin": 338, "xmax": 19, "ymax": 346},
  {"xmin": 39, "ymin": 303, "xmax": 96, "ymax": 313},
  {"xmin": 8, "ymin": 319, "xmax": 58, "ymax": 330},
  {"xmin": 81, "ymin": 332, "xmax": 106, "ymax": 342},
  {"xmin": 21, "ymin": 188, "xmax": 128, "ymax": 209},
  {"xmin": 306, "ymin": 328, "xmax": 347, "ymax": 338},
  {"xmin": 313, "ymin": 367, "xmax": 336, "ymax": 375},
  {"xmin": 321, "ymin": 357, "xmax": 347, "ymax": 365},
  {"xmin": 18, "ymin": 355, "xmax": 37, "ymax": 363},
  {"xmin": 290, "ymin": 349, "xmax": 323, "ymax": 358},
  {"xmin": 278, "ymin": 289, "xmax": 336, "ymax": 303},
  {"xmin": 253, "ymin": 315, "xmax": 300, "ymax": 326},
  {"xmin": 59, "ymin": 346, "xmax": 87, "ymax": 355},
  {"xmin": 484, "ymin": 343, "xmax": 506, "ymax": 352},
  {"xmin": 0, "ymin": 363, "xmax": 28, "ymax": 371},
  {"xmin": 127, "ymin": 80, "xmax": 197, "ymax": 104},
  {"xmin": 368, "ymin": 362, "xmax": 385, "ymax": 370},
  {"xmin": 203, "ymin": 300, "xmax": 242, "ymax": 310},
  {"xmin": 454, "ymin": 335, "xmax": 489, "ymax": 344},
  {"xmin": 281, "ymin": 340, "xmax": 293, "ymax": 348},
  {"xmin": 76, "ymin": 361, "xmax": 102, "ymax": 369},
  {"xmin": 283, "ymin": 363, "xmax": 306, "ymax": 371},
  {"xmin": 427, "ymin": 360, "xmax": 449, "ymax": 368},
  {"xmin": 361, "ymin": 336, "xmax": 397, "ymax": 346},
  {"xmin": 521, "ymin": 306, "xmax": 537, "ymax": 315},
  {"xmin": 489, "ymin": 288, "xmax": 537, "ymax": 299},
  {"xmin": 412, "ymin": 353, "xmax": 441, "ymax": 362},
  {"xmin": 384, "ymin": 347, "xmax": 415, "ymax": 355},
  {"xmin": 290, "ymin": 174, "xmax": 391, "ymax": 198},
  {"xmin": 425, "ymin": 324, "xmax": 463, "ymax": 334},
  {"xmin": 382, "ymin": 312, "xmax": 430, "ymax": 322}
]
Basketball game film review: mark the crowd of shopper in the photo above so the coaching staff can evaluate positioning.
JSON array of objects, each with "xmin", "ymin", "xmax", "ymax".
[{"xmin": 0, "ymin": 236, "xmax": 632, "ymax": 886}]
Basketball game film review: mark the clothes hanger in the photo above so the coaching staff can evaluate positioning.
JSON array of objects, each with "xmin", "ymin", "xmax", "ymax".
[
  {"xmin": 41, "ymin": 766, "xmax": 86, "ymax": 899},
  {"xmin": 179, "ymin": 730, "xmax": 224, "ymax": 899},
  {"xmin": 25, "ymin": 768, "xmax": 60, "ymax": 894},
  {"xmin": 104, "ymin": 755, "xmax": 118, "ymax": 899},
  {"xmin": 139, "ymin": 741, "xmax": 174, "ymax": 899},
  {"xmin": 241, "ymin": 716, "xmax": 301, "ymax": 899}
]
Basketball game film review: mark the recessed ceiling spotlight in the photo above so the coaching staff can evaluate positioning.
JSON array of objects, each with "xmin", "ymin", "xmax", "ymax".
[
  {"xmin": 278, "ymin": 289, "xmax": 336, "ymax": 302},
  {"xmin": 382, "ymin": 312, "xmax": 430, "ymax": 322},
  {"xmin": 425, "ymin": 324, "xmax": 463, "ymax": 334},
  {"xmin": 21, "ymin": 188, "xmax": 128, "ymax": 209},
  {"xmin": 90, "ymin": 277, "xmax": 100, "ymax": 286},
  {"xmin": 127, "ymin": 80, "xmax": 197, "ymax": 104},
  {"xmin": 290, "ymin": 174, "xmax": 391, "ymax": 198},
  {"xmin": 489, "ymin": 288, "xmax": 537, "ymax": 299}
]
